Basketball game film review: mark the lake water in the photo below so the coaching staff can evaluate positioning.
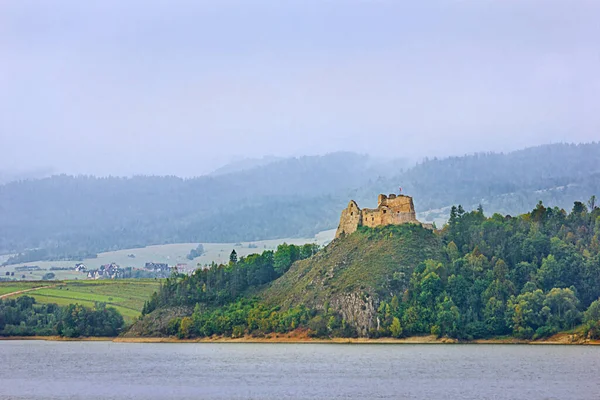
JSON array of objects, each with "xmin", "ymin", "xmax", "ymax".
[{"xmin": 1, "ymin": 341, "xmax": 599, "ymax": 400}]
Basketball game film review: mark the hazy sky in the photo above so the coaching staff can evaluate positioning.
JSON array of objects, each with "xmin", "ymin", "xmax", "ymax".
[{"xmin": 1, "ymin": 1, "xmax": 599, "ymax": 177}]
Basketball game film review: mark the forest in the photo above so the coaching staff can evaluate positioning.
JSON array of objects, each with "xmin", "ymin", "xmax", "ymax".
[
  {"xmin": 0, "ymin": 296, "xmax": 125, "ymax": 337},
  {"xmin": 372, "ymin": 198, "xmax": 600, "ymax": 340},
  {"xmin": 2, "ymin": 143, "xmax": 600, "ymax": 264},
  {"xmin": 142, "ymin": 242, "xmax": 320, "ymax": 315},
  {"xmin": 140, "ymin": 197, "xmax": 600, "ymax": 341}
]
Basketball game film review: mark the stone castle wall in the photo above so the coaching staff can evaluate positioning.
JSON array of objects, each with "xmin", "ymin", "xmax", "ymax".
[
  {"xmin": 335, "ymin": 194, "xmax": 425, "ymax": 238},
  {"xmin": 336, "ymin": 200, "xmax": 363, "ymax": 237}
]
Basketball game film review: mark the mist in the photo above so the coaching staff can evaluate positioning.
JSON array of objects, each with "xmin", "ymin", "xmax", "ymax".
[{"xmin": 1, "ymin": 0, "xmax": 599, "ymax": 177}]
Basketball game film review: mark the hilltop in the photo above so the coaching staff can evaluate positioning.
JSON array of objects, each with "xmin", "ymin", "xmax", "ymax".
[
  {"xmin": 262, "ymin": 224, "xmax": 443, "ymax": 335},
  {"xmin": 128, "ymin": 196, "xmax": 600, "ymax": 342}
]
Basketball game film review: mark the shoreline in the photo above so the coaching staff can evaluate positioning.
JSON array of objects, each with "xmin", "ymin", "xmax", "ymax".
[
  {"xmin": 0, "ymin": 336, "xmax": 113, "ymax": 342},
  {"xmin": 2, "ymin": 333, "xmax": 599, "ymax": 345}
]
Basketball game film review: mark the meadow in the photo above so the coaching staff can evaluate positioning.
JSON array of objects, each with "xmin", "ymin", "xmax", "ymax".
[{"xmin": 0, "ymin": 280, "xmax": 161, "ymax": 323}]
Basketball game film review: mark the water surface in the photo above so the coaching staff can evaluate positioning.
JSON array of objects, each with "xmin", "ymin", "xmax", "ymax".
[{"xmin": 1, "ymin": 341, "xmax": 598, "ymax": 399}]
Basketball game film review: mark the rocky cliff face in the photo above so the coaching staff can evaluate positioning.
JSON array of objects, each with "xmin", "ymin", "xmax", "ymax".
[
  {"xmin": 124, "ymin": 306, "xmax": 193, "ymax": 337},
  {"xmin": 329, "ymin": 292, "xmax": 378, "ymax": 336}
]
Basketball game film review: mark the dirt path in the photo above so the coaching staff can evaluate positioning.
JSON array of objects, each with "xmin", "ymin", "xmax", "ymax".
[{"xmin": 0, "ymin": 285, "xmax": 55, "ymax": 299}]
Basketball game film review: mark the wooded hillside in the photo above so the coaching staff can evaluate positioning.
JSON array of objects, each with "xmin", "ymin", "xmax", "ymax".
[{"xmin": 2, "ymin": 143, "xmax": 599, "ymax": 264}]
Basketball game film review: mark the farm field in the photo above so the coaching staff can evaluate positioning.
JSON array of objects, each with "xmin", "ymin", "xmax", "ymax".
[{"xmin": 0, "ymin": 280, "xmax": 161, "ymax": 323}]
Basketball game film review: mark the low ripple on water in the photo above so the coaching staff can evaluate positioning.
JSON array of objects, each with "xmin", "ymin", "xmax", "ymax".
[{"xmin": 1, "ymin": 341, "xmax": 599, "ymax": 400}]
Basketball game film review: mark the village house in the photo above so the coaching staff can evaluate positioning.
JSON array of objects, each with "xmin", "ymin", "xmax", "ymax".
[{"xmin": 87, "ymin": 263, "xmax": 121, "ymax": 280}]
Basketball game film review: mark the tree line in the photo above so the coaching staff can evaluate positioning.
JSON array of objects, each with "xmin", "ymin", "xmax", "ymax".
[
  {"xmin": 142, "ymin": 242, "xmax": 320, "ymax": 315},
  {"xmin": 0, "ymin": 296, "xmax": 124, "ymax": 337}
]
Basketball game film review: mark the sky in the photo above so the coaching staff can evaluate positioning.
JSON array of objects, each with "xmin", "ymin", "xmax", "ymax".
[{"xmin": 1, "ymin": 0, "xmax": 599, "ymax": 177}]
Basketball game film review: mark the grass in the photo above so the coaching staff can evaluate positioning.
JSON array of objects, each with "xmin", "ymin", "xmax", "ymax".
[
  {"xmin": 263, "ymin": 224, "xmax": 444, "ymax": 309},
  {"xmin": 0, "ymin": 282, "xmax": 50, "ymax": 296},
  {"xmin": 0, "ymin": 279, "xmax": 161, "ymax": 323}
]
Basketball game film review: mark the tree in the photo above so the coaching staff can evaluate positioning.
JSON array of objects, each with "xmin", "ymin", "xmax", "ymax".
[
  {"xmin": 273, "ymin": 243, "xmax": 299, "ymax": 275},
  {"xmin": 390, "ymin": 295, "xmax": 400, "ymax": 314},
  {"xmin": 483, "ymin": 297, "xmax": 507, "ymax": 335},
  {"xmin": 42, "ymin": 272, "xmax": 55, "ymax": 280},
  {"xmin": 531, "ymin": 201, "xmax": 547, "ymax": 223},
  {"xmin": 584, "ymin": 299, "xmax": 600, "ymax": 323},
  {"xmin": 543, "ymin": 288, "xmax": 581, "ymax": 330},
  {"xmin": 229, "ymin": 250, "xmax": 238, "ymax": 265},
  {"xmin": 449, "ymin": 206, "xmax": 458, "ymax": 229},
  {"xmin": 588, "ymin": 195, "xmax": 597, "ymax": 211},
  {"xmin": 572, "ymin": 201, "xmax": 588, "ymax": 216},
  {"xmin": 390, "ymin": 317, "xmax": 403, "ymax": 338},
  {"xmin": 436, "ymin": 296, "xmax": 461, "ymax": 337},
  {"xmin": 179, "ymin": 317, "xmax": 193, "ymax": 339},
  {"xmin": 446, "ymin": 241, "xmax": 460, "ymax": 261},
  {"xmin": 537, "ymin": 255, "xmax": 563, "ymax": 291},
  {"xmin": 505, "ymin": 289, "xmax": 546, "ymax": 339},
  {"xmin": 300, "ymin": 243, "xmax": 320, "ymax": 259},
  {"xmin": 187, "ymin": 244, "xmax": 205, "ymax": 260},
  {"xmin": 418, "ymin": 272, "xmax": 443, "ymax": 310},
  {"xmin": 584, "ymin": 299, "xmax": 600, "ymax": 339},
  {"xmin": 510, "ymin": 262, "xmax": 537, "ymax": 292}
]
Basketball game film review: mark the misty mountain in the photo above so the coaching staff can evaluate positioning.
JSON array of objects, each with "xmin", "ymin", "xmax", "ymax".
[
  {"xmin": 0, "ymin": 167, "xmax": 54, "ymax": 185},
  {"xmin": 209, "ymin": 156, "xmax": 284, "ymax": 176},
  {"xmin": 362, "ymin": 142, "xmax": 600, "ymax": 217},
  {"xmin": 0, "ymin": 152, "xmax": 392, "ymax": 260},
  {"xmin": 1, "ymin": 143, "xmax": 599, "ymax": 264}
]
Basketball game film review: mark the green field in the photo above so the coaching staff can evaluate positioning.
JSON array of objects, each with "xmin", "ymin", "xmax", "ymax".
[
  {"xmin": 0, "ymin": 282, "xmax": 50, "ymax": 296},
  {"xmin": 0, "ymin": 280, "xmax": 161, "ymax": 323}
]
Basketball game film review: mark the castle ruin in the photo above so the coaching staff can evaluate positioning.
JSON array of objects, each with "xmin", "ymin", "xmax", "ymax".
[{"xmin": 335, "ymin": 194, "xmax": 431, "ymax": 238}]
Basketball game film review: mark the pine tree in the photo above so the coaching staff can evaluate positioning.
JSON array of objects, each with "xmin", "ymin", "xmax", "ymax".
[{"xmin": 229, "ymin": 249, "xmax": 238, "ymax": 265}]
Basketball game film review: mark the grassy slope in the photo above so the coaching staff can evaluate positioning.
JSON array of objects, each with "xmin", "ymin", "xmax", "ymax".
[
  {"xmin": 262, "ymin": 224, "xmax": 445, "ymax": 309},
  {"xmin": 0, "ymin": 280, "xmax": 160, "ymax": 323}
]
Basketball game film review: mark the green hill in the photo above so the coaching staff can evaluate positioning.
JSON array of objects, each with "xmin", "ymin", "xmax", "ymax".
[
  {"xmin": 262, "ymin": 224, "xmax": 443, "ymax": 335},
  {"xmin": 129, "ymin": 198, "xmax": 600, "ymax": 341}
]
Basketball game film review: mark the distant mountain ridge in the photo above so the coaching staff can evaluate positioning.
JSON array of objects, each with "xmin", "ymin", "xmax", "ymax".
[
  {"xmin": 0, "ymin": 152, "xmax": 392, "ymax": 261},
  {"xmin": 0, "ymin": 143, "xmax": 598, "ymax": 263},
  {"xmin": 209, "ymin": 156, "xmax": 284, "ymax": 176},
  {"xmin": 357, "ymin": 142, "xmax": 600, "ymax": 222}
]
